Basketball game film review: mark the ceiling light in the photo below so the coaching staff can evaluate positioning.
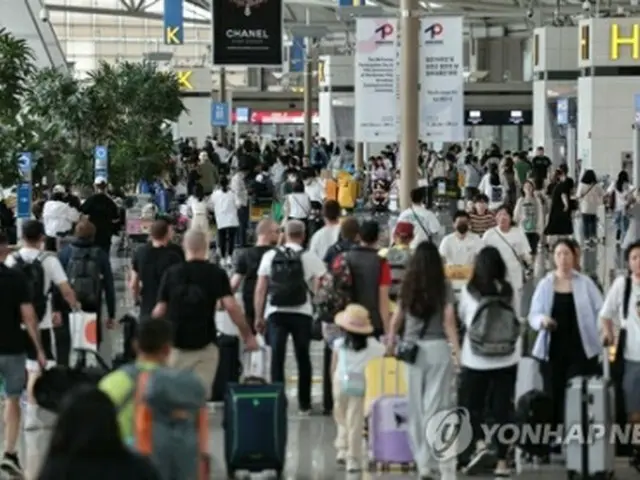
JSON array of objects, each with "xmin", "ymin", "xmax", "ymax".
[{"xmin": 419, "ymin": 1, "xmax": 442, "ymax": 8}]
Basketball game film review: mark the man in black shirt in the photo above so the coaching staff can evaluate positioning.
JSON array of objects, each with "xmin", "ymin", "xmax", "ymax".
[
  {"xmin": 531, "ymin": 146, "xmax": 552, "ymax": 191},
  {"xmin": 81, "ymin": 177, "xmax": 120, "ymax": 254},
  {"xmin": 153, "ymin": 229, "xmax": 258, "ymax": 396},
  {"xmin": 130, "ymin": 219, "xmax": 184, "ymax": 321},
  {"xmin": 0, "ymin": 232, "xmax": 46, "ymax": 477},
  {"xmin": 230, "ymin": 219, "xmax": 279, "ymax": 331}
]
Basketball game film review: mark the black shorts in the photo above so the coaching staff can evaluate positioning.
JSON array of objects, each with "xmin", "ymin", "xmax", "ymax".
[{"xmin": 25, "ymin": 328, "xmax": 56, "ymax": 363}]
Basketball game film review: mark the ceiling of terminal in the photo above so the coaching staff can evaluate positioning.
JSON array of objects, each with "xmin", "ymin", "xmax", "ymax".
[{"xmin": 48, "ymin": 0, "xmax": 603, "ymax": 31}]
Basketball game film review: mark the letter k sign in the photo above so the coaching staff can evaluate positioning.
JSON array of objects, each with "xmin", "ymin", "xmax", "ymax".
[{"xmin": 177, "ymin": 71, "xmax": 193, "ymax": 90}]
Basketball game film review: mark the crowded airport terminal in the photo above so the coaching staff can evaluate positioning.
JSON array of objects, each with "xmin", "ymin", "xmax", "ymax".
[{"xmin": 2, "ymin": 0, "xmax": 640, "ymax": 478}]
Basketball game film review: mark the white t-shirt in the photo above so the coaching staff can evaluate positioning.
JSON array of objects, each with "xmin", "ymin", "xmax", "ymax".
[
  {"xmin": 5, "ymin": 247, "xmax": 68, "ymax": 329},
  {"xmin": 42, "ymin": 200, "xmax": 80, "ymax": 237},
  {"xmin": 287, "ymin": 193, "xmax": 311, "ymax": 219},
  {"xmin": 479, "ymin": 175, "xmax": 507, "ymax": 210},
  {"xmin": 607, "ymin": 183, "xmax": 633, "ymax": 213},
  {"xmin": 439, "ymin": 232, "xmax": 482, "ymax": 267},
  {"xmin": 257, "ymin": 242, "xmax": 326, "ymax": 318},
  {"xmin": 209, "ymin": 189, "xmax": 239, "ymax": 229},
  {"xmin": 309, "ymin": 224, "xmax": 341, "ymax": 261},
  {"xmin": 187, "ymin": 196, "xmax": 209, "ymax": 231},
  {"xmin": 332, "ymin": 337, "xmax": 386, "ymax": 383},
  {"xmin": 600, "ymin": 275, "xmax": 640, "ymax": 361},
  {"xmin": 482, "ymin": 226, "xmax": 531, "ymax": 290},
  {"xmin": 397, "ymin": 205, "xmax": 442, "ymax": 249},
  {"xmin": 458, "ymin": 286, "xmax": 521, "ymax": 370},
  {"xmin": 304, "ymin": 180, "xmax": 324, "ymax": 204}
]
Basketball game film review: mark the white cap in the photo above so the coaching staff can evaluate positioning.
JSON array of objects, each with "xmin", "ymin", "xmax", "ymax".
[
  {"xmin": 53, "ymin": 184, "xmax": 66, "ymax": 194},
  {"xmin": 94, "ymin": 176, "xmax": 107, "ymax": 185}
]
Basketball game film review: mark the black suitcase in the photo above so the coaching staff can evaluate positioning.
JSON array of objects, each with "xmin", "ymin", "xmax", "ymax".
[{"xmin": 212, "ymin": 334, "xmax": 242, "ymax": 401}]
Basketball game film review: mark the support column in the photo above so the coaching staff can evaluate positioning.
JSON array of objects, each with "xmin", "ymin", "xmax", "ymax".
[
  {"xmin": 399, "ymin": 0, "xmax": 419, "ymax": 210},
  {"xmin": 355, "ymin": 143, "xmax": 364, "ymax": 170},
  {"xmin": 303, "ymin": 9, "xmax": 314, "ymax": 156},
  {"xmin": 219, "ymin": 68, "xmax": 227, "ymax": 142}
]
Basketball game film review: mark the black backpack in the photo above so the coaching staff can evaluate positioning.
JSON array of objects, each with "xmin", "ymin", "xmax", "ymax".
[
  {"xmin": 514, "ymin": 389, "xmax": 554, "ymax": 456},
  {"xmin": 269, "ymin": 248, "xmax": 307, "ymax": 307},
  {"xmin": 12, "ymin": 253, "xmax": 49, "ymax": 321},
  {"xmin": 66, "ymin": 247, "xmax": 102, "ymax": 311}
]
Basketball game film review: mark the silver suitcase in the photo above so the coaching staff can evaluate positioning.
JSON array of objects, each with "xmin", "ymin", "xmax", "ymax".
[{"xmin": 565, "ymin": 350, "xmax": 615, "ymax": 480}]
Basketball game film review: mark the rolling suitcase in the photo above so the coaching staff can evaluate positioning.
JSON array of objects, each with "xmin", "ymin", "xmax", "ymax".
[
  {"xmin": 366, "ymin": 358, "xmax": 413, "ymax": 466},
  {"xmin": 565, "ymin": 349, "xmax": 615, "ymax": 480},
  {"xmin": 223, "ymin": 382, "xmax": 288, "ymax": 478},
  {"xmin": 364, "ymin": 357, "xmax": 408, "ymax": 415}
]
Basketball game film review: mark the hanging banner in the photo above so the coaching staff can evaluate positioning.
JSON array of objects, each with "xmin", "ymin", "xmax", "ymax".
[
  {"xmin": 289, "ymin": 36, "xmax": 305, "ymax": 73},
  {"xmin": 163, "ymin": 0, "xmax": 184, "ymax": 45},
  {"xmin": 419, "ymin": 17, "xmax": 465, "ymax": 142},
  {"xmin": 354, "ymin": 18, "xmax": 398, "ymax": 142},
  {"xmin": 212, "ymin": 0, "xmax": 283, "ymax": 66}
]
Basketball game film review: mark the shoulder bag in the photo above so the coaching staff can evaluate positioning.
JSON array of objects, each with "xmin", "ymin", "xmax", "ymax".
[
  {"xmin": 410, "ymin": 206, "xmax": 432, "ymax": 241},
  {"xmin": 494, "ymin": 227, "xmax": 533, "ymax": 282}
]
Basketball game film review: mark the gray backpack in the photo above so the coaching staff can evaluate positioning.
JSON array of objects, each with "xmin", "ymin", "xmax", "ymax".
[
  {"xmin": 467, "ymin": 295, "xmax": 521, "ymax": 357},
  {"xmin": 120, "ymin": 365, "xmax": 208, "ymax": 480},
  {"xmin": 386, "ymin": 247, "xmax": 411, "ymax": 301}
]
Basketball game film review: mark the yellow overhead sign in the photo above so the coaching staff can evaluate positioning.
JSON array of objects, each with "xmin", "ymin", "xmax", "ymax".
[
  {"xmin": 580, "ymin": 25, "xmax": 590, "ymax": 61},
  {"xmin": 176, "ymin": 70, "xmax": 193, "ymax": 90},
  {"xmin": 317, "ymin": 60, "xmax": 325, "ymax": 84},
  {"xmin": 610, "ymin": 23, "xmax": 640, "ymax": 60}
]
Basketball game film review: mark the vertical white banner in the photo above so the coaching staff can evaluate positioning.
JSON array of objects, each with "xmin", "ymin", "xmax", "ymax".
[
  {"xmin": 419, "ymin": 17, "xmax": 465, "ymax": 142},
  {"xmin": 355, "ymin": 18, "xmax": 398, "ymax": 142}
]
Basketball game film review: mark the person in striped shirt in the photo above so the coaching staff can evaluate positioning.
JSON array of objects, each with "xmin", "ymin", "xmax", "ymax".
[{"xmin": 468, "ymin": 193, "xmax": 496, "ymax": 236}]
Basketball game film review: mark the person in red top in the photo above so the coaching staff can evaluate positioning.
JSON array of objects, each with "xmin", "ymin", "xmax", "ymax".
[{"xmin": 332, "ymin": 220, "xmax": 391, "ymax": 338}]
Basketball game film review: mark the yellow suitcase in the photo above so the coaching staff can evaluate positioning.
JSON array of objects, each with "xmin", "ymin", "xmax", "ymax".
[{"xmin": 364, "ymin": 357, "xmax": 408, "ymax": 415}]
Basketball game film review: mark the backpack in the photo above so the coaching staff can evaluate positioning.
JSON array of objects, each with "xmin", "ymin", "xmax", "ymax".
[
  {"xmin": 467, "ymin": 295, "xmax": 520, "ymax": 357},
  {"xmin": 12, "ymin": 252, "xmax": 49, "ymax": 321},
  {"xmin": 338, "ymin": 346, "xmax": 365, "ymax": 397},
  {"xmin": 269, "ymin": 248, "xmax": 307, "ymax": 307},
  {"xmin": 490, "ymin": 185, "xmax": 504, "ymax": 203},
  {"xmin": 171, "ymin": 268, "xmax": 211, "ymax": 349},
  {"xmin": 66, "ymin": 246, "xmax": 102, "ymax": 311},
  {"xmin": 314, "ymin": 252, "xmax": 354, "ymax": 323},
  {"xmin": 386, "ymin": 247, "xmax": 411, "ymax": 301},
  {"xmin": 121, "ymin": 365, "xmax": 209, "ymax": 480},
  {"xmin": 514, "ymin": 389, "xmax": 554, "ymax": 456}
]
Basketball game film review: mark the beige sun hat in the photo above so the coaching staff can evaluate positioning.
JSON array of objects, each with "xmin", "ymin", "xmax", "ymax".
[{"xmin": 335, "ymin": 304, "xmax": 373, "ymax": 335}]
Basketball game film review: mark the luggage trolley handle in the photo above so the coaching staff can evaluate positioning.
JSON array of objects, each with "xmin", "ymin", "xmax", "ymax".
[{"xmin": 601, "ymin": 341, "xmax": 611, "ymax": 381}]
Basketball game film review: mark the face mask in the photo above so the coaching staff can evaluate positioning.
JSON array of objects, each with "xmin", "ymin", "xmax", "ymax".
[{"xmin": 456, "ymin": 224, "xmax": 469, "ymax": 234}]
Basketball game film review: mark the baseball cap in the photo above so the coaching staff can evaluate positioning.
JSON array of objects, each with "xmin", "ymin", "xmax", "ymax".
[
  {"xmin": 394, "ymin": 221, "xmax": 414, "ymax": 239},
  {"xmin": 52, "ymin": 184, "xmax": 66, "ymax": 194},
  {"xmin": 94, "ymin": 176, "xmax": 107, "ymax": 185}
]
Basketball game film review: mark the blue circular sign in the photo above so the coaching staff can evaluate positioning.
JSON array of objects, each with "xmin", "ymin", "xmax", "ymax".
[{"xmin": 95, "ymin": 146, "xmax": 107, "ymax": 160}]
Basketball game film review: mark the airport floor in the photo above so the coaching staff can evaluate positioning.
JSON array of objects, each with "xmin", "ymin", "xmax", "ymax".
[{"xmin": 8, "ymin": 214, "xmax": 631, "ymax": 479}]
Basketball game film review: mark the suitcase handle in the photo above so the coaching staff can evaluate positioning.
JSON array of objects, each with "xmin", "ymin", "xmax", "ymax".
[
  {"xmin": 601, "ymin": 343, "xmax": 611, "ymax": 381},
  {"xmin": 379, "ymin": 357, "xmax": 401, "ymax": 395}
]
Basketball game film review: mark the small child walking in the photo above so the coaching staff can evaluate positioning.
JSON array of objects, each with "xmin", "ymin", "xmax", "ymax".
[{"xmin": 331, "ymin": 304, "xmax": 385, "ymax": 472}]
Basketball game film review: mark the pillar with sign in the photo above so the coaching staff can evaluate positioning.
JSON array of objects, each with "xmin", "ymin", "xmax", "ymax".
[
  {"xmin": 16, "ymin": 152, "xmax": 32, "ymax": 240},
  {"xmin": 211, "ymin": 101, "xmax": 230, "ymax": 137},
  {"xmin": 577, "ymin": 18, "xmax": 640, "ymax": 177},
  {"xmin": 531, "ymin": 26, "xmax": 578, "ymax": 161},
  {"xmin": 94, "ymin": 146, "xmax": 108, "ymax": 183}
]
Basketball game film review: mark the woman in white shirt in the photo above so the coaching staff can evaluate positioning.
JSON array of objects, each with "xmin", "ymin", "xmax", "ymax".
[
  {"xmin": 482, "ymin": 205, "xmax": 532, "ymax": 316},
  {"xmin": 304, "ymin": 171, "xmax": 324, "ymax": 204},
  {"xmin": 576, "ymin": 169, "xmax": 604, "ymax": 244},
  {"xmin": 478, "ymin": 163, "xmax": 509, "ymax": 211},
  {"xmin": 607, "ymin": 170, "xmax": 632, "ymax": 243},
  {"xmin": 209, "ymin": 176, "xmax": 239, "ymax": 267},
  {"xmin": 42, "ymin": 185, "xmax": 80, "ymax": 250},
  {"xmin": 187, "ymin": 184, "xmax": 210, "ymax": 234},
  {"xmin": 457, "ymin": 246, "xmax": 520, "ymax": 477}
]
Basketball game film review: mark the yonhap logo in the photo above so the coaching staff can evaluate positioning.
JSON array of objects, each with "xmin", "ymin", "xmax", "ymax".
[
  {"xmin": 424, "ymin": 22, "xmax": 444, "ymax": 44},
  {"xmin": 425, "ymin": 407, "xmax": 473, "ymax": 460}
]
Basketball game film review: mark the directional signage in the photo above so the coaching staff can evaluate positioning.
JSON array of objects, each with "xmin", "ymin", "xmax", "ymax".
[
  {"xmin": 163, "ymin": 0, "xmax": 184, "ymax": 45},
  {"xmin": 211, "ymin": 102, "xmax": 230, "ymax": 127},
  {"xmin": 94, "ymin": 145, "xmax": 108, "ymax": 182},
  {"xmin": 16, "ymin": 183, "xmax": 31, "ymax": 219},
  {"xmin": 557, "ymin": 98, "xmax": 569, "ymax": 126},
  {"xmin": 235, "ymin": 107, "xmax": 251, "ymax": 123}
]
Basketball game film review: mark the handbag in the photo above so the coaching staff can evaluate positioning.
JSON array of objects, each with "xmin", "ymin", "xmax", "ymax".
[{"xmin": 394, "ymin": 311, "xmax": 429, "ymax": 364}]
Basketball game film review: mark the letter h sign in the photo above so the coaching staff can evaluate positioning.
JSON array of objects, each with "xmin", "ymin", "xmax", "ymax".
[{"xmin": 611, "ymin": 24, "xmax": 640, "ymax": 60}]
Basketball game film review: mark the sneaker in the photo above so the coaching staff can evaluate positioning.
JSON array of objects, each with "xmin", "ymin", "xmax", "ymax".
[
  {"xmin": 463, "ymin": 446, "xmax": 496, "ymax": 476},
  {"xmin": 346, "ymin": 459, "xmax": 361, "ymax": 472},
  {"xmin": 298, "ymin": 409, "xmax": 312, "ymax": 417},
  {"xmin": 0, "ymin": 452, "xmax": 22, "ymax": 476},
  {"xmin": 336, "ymin": 451, "xmax": 346, "ymax": 466}
]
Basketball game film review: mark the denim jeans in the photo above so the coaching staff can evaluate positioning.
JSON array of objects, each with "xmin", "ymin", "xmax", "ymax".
[
  {"xmin": 236, "ymin": 206, "xmax": 249, "ymax": 247},
  {"xmin": 582, "ymin": 213, "xmax": 598, "ymax": 240},
  {"xmin": 615, "ymin": 210, "xmax": 630, "ymax": 241},
  {"xmin": 267, "ymin": 312, "xmax": 313, "ymax": 410}
]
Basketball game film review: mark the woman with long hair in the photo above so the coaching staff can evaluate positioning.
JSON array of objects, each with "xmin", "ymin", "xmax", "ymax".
[
  {"xmin": 576, "ymin": 169, "xmax": 604, "ymax": 244},
  {"xmin": 513, "ymin": 179, "xmax": 544, "ymax": 257},
  {"xmin": 544, "ymin": 164, "xmax": 574, "ymax": 239},
  {"xmin": 607, "ymin": 169, "xmax": 633, "ymax": 242},
  {"xmin": 209, "ymin": 175, "xmax": 240, "ymax": 267},
  {"xmin": 458, "ymin": 246, "xmax": 519, "ymax": 476},
  {"xmin": 387, "ymin": 241, "xmax": 460, "ymax": 480},
  {"xmin": 187, "ymin": 183, "xmax": 210, "ymax": 234},
  {"xmin": 38, "ymin": 386, "xmax": 160, "ymax": 479},
  {"xmin": 478, "ymin": 163, "xmax": 508, "ymax": 211},
  {"xmin": 528, "ymin": 239, "xmax": 603, "ymax": 450}
]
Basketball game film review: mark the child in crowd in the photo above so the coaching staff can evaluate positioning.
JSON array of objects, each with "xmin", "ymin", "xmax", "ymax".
[{"xmin": 331, "ymin": 304, "xmax": 385, "ymax": 472}]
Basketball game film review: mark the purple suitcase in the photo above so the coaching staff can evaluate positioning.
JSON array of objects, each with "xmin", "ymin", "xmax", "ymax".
[{"xmin": 368, "ymin": 395, "xmax": 413, "ymax": 464}]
